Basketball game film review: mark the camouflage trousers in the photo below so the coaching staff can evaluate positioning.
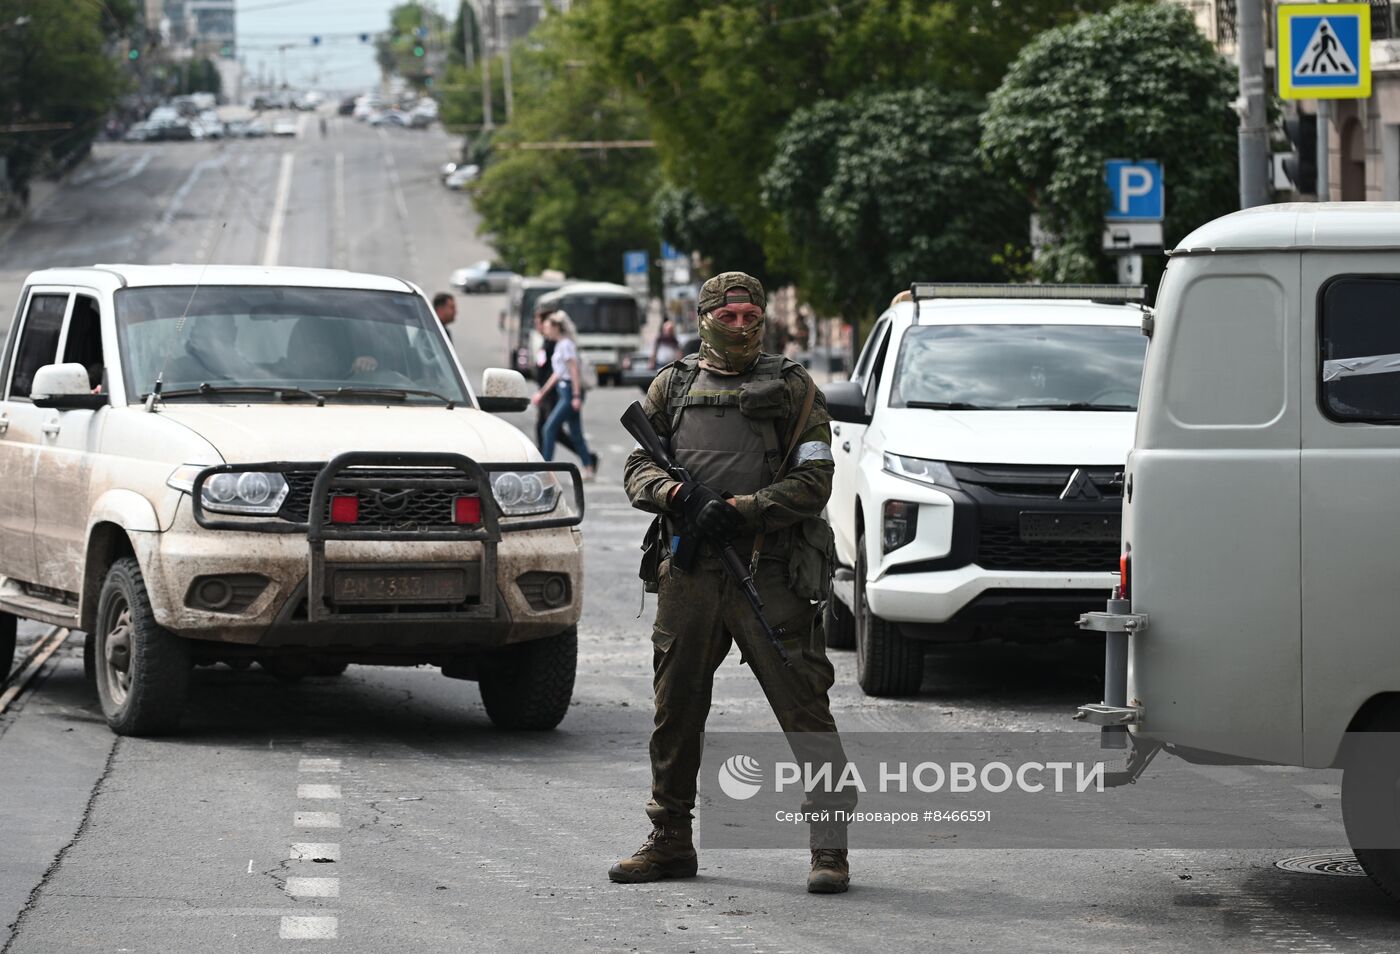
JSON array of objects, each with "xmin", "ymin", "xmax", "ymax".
[{"xmin": 646, "ymin": 552, "xmax": 854, "ymax": 845}]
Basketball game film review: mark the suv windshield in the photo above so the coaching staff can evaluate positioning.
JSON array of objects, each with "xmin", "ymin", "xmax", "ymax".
[
  {"xmin": 114, "ymin": 286, "xmax": 468, "ymax": 404},
  {"xmin": 889, "ymin": 323, "xmax": 1146, "ymax": 411},
  {"xmin": 546, "ymin": 295, "xmax": 640, "ymax": 335}
]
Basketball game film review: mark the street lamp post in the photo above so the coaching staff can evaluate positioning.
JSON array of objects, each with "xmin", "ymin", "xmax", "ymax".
[{"xmin": 478, "ymin": 0, "xmax": 493, "ymax": 131}]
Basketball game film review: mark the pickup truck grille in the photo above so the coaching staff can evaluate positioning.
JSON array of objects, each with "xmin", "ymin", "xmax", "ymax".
[
  {"xmin": 279, "ymin": 468, "xmax": 474, "ymax": 529},
  {"xmin": 976, "ymin": 524, "xmax": 1119, "ymax": 572}
]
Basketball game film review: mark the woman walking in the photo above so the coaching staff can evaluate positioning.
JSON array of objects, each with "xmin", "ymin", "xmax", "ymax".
[{"xmin": 531, "ymin": 311, "xmax": 596, "ymax": 480}]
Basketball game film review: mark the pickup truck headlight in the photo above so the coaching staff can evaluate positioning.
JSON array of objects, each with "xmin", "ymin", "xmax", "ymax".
[
  {"xmin": 168, "ymin": 465, "xmax": 289, "ymax": 515},
  {"xmin": 882, "ymin": 453, "xmax": 959, "ymax": 490},
  {"xmin": 490, "ymin": 470, "xmax": 561, "ymax": 516}
]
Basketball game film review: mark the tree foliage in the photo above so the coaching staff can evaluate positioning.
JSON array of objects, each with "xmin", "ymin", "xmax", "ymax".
[
  {"xmin": 0, "ymin": 0, "xmax": 129, "ymax": 196},
  {"xmin": 763, "ymin": 87, "xmax": 1028, "ymax": 321},
  {"xmin": 652, "ymin": 183, "xmax": 773, "ymax": 285},
  {"xmin": 586, "ymin": 0, "xmax": 1117, "ymax": 268},
  {"xmin": 981, "ymin": 2, "xmax": 1238, "ymax": 282},
  {"xmin": 375, "ymin": 2, "xmax": 445, "ymax": 89},
  {"xmin": 471, "ymin": 11, "xmax": 659, "ymax": 281}
]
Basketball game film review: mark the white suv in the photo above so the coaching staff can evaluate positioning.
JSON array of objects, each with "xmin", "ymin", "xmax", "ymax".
[
  {"xmin": 822, "ymin": 284, "xmax": 1147, "ymax": 696},
  {"xmin": 0, "ymin": 265, "xmax": 584, "ymax": 735}
]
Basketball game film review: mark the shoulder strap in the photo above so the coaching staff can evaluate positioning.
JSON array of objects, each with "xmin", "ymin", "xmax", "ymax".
[{"xmin": 667, "ymin": 355, "xmax": 703, "ymax": 433}]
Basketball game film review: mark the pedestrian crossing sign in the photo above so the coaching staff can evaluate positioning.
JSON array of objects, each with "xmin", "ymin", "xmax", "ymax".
[{"xmin": 1278, "ymin": 3, "xmax": 1371, "ymax": 99}]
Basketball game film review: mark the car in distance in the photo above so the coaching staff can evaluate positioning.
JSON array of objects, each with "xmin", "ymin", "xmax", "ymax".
[
  {"xmin": 823, "ymin": 283, "xmax": 1147, "ymax": 696},
  {"xmin": 0, "ymin": 265, "xmax": 585, "ymax": 736},
  {"xmin": 452, "ymin": 260, "xmax": 518, "ymax": 294}
]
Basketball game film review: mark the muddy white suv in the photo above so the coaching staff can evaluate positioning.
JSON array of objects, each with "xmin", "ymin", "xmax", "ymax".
[{"xmin": 0, "ymin": 265, "xmax": 584, "ymax": 735}]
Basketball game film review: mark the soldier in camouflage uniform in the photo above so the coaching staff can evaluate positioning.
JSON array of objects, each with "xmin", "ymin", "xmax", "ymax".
[{"xmin": 610, "ymin": 272, "xmax": 852, "ymax": 894}]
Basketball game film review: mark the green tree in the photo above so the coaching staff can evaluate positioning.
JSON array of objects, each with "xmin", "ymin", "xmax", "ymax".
[
  {"xmin": 589, "ymin": 0, "xmax": 1116, "ymax": 271},
  {"xmin": 472, "ymin": 11, "xmax": 659, "ymax": 281},
  {"xmin": 651, "ymin": 183, "xmax": 772, "ymax": 284},
  {"xmin": 981, "ymin": 2, "xmax": 1238, "ymax": 282},
  {"xmin": 763, "ymin": 87, "xmax": 1027, "ymax": 322},
  {"xmin": 0, "ymin": 0, "xmax": 128, "ymax": 200}
]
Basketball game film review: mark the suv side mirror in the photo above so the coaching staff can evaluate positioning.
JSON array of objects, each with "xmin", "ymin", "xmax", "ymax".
[
  {"xmin": 32, "ymin": 363, "xmax": 108, "ymax": 410},
  {"xmin": 822, "ymin": 380, "xmax": 870, "ymax": 425},
  {"xmin": 477, "ymin": 368, "xmax": 530, "ymax": 413}
]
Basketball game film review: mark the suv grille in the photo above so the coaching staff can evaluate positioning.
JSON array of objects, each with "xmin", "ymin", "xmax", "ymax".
[
  {"xmin": 976, "ymin": 524, "xmax": 1119, "ymax": 572},
  {"xmin": 279, "ymin": 468, "xmax": 475, "ymax": 529}
]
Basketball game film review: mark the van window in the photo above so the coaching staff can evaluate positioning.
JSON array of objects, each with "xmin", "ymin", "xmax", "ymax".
[
  {"xmin": 9, "ymin": 293, "xmax": 69, "ymax": 399},
  {"xmin": 1320, "ymin": 277, "xmax": 1400, "ymax": 422},
  {"xmin": 550, "ymin": 295, "xmax": 639, "ymax": 335}
]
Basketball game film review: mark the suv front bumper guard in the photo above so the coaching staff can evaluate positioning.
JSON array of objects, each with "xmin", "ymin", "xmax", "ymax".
[{"xmin": 190, "ymin": 452, "xmax": 584, "ymax": 623}]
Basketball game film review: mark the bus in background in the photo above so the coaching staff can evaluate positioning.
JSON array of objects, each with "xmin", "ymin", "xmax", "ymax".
[
  {"xmin": 533, "ymin": 282, "xmax": 643, "ymax": 386},
  {"xmin": 504, "ymin": 273, "xmax": 568, "ymax": 375}
]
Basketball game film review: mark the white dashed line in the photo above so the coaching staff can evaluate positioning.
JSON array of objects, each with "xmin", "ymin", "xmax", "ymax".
[
  {"xmin": 261, "ymin": 151, "xmax": 295, "ymax": 267},
  {"xmin": 295, "ymin": 811, "xmax": 341, "ymax": 828},
  {"xmin": 299, "ymin": 758, "xmax": 342, "ymax": 773},
  {"xmin": 297, "ymin": 784, "xmax": 342, "ymax": 799},
  {"xmin": 279, "ymin": 916, "xmax": 338, "ymax": 940},
  {"xmin": 1297, "ymin": 783, "xmax": 1341, "ymax": 799},
  {"xmin": 289, "ymin": 843, "xmax": 340, "ymax": 861},
  {"xmin": 285, "ymin": 877, "xmax": 340, "ymax": 898}
]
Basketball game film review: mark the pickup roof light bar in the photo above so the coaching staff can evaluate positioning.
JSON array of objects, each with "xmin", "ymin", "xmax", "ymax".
[
  {"xmin": 907, "ymin": 283, "xmax": 1148, "ymax": 324},
  {"xmin": 910, "ymin": 282, "xmax": 1147, "ymax": 302}
]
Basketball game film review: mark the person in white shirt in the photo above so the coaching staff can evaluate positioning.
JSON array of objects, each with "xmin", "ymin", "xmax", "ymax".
[{"xmin": 529, "ymin": 311, "xmax": 596, "ymax": 480}]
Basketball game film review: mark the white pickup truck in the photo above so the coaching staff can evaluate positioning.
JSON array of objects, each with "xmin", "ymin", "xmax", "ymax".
[
  {"xmin": 822, "ymin": 284, "xmax": 1147, "ymax": 696},
  {"xmin": 0, "ymin": 264, "xmax": 584, "ymax": 735}
]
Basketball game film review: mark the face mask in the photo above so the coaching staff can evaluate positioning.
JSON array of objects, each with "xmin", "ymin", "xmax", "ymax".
[{"xmin": 698, "ymin": 311, "xmax": 764, "ymax": 374}]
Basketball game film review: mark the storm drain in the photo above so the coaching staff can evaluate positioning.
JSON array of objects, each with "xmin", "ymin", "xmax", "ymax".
[{"xmin": 1275, "ymin": 852, "xmax": 1366, "ymax": 876}]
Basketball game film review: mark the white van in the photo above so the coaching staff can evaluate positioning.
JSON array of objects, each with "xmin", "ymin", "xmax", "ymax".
[
  {"xmin": 1079, "ymin": 203, "xmax": 1400, "ymax": 900},
  {"xmin": 534, "ymin": 282, "xmax": 643, "ymax": 386}
]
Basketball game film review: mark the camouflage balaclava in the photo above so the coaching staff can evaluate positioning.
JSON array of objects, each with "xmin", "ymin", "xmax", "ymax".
[{"xmin": 696, "ymin": 271, "xmax": 766, "ymax": 375}]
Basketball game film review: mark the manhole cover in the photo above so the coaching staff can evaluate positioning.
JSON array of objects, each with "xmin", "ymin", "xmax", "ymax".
[{"xmin": 1275, "ymin": 852, "xmax": 1366, "ymax": 876}]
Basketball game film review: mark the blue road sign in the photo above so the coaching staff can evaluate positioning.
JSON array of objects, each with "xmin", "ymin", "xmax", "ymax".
[
  {"xmin": 1104, "ymin": 160, "xmax": 1164, "ymax": 222},
  {"xmin": 1279, "ymin": 4, "xmax": 1370, "ymax": 99},
  {"xmin": 623, "ymin": 250, "xmax": 648, "ymax": 275},
  {"xmin": 660, "ymin": 241, "xmax": 682, "ymax": 261}
]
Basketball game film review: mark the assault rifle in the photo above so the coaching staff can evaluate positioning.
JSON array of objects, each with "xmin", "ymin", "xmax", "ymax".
[{"xmin": 621, "ymin": 401, "xmax": 791, "ymax": 668}]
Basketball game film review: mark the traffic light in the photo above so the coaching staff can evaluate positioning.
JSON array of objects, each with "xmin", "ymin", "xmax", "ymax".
[
  {"xmin": 1283, "ymin": 113, "xmax": 1317, "ymax": 194},
  {"xmin": 413, "ymin": 44, "xmax": 425, "ymax": 57},
  {"xmin": 128, "ymin": 48, "xmax": 139, "ymax": 61},
  {"xmin": 359, "ymin": 33, "xmax": 370, "ymax": 42},
  {"xmin": 311, "ymin": 35, "xmax": 320, "ymax": 46}
]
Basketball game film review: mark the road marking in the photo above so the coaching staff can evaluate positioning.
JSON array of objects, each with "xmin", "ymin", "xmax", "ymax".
[
  {"xmin": 298, "ymin": 784, "xmax": 341, "ymax": 799},
  {"xmin": 96, "ymin": 151, "xmax": 152, "ymax": 188},
  {"xmin": 285, "ymin": 877, "xmax": 340, "ymax": 898},
  {"xmin": 280, "ymin": 916, "xmax": 337, "ymax": 940},
  {"xmin": 299, "ymin": 758, "xmax": 341, "ymax": 773},
  {"xmin": 289, "ymin": 843, "xmax": 340, "ymax": 861},
  {"xmin": 156, "ymin": 156, "xmax": 224, "ymax": 235},
  {"xmin": 261, "ymin": 151, "xmax": 295, "ymax": 267},
  {"xmin": 247, "ymin": 859, "xmax": 253, "ymax": 874},
  {"xmin": 294, "ymin": 811, "xmax": 341, "ymax": 828},
  {"xmin": 381, "ymin": 149, "xmax": 419, "ymax": 272},
  {"xmin": 333, "ymin": 152, "xmax": 347, "ymax": 269}
]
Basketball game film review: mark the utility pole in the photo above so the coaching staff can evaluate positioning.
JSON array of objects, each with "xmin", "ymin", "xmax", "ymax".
[
  {"xmin": 1317, "ymin": 100, "xmax": 1331, "ymax": 201},
  {"xmin": 1236, "ymin": 0, "xmax": 1271, "ymax": 208},
  {"xmin": 497, "ymin": 0, "xmax": 514, "ymax": 122},
  {"xmin": 462, "ymin": 0, "xmax": 474, "ymax": 69},
  {"xmin": 479, "ymin": 0, "xmax": 494, "ymax": 130}
]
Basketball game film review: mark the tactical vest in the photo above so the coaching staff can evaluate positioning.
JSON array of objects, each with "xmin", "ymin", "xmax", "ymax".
[{"xmin": 667, "ymin": 353, "xmax": 789, "ymax": 497}]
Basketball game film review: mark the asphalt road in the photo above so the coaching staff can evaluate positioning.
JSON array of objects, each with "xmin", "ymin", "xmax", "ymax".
[{"xmin": 1, "ymin": 112, "xmax": 1399, "ymax": 954}]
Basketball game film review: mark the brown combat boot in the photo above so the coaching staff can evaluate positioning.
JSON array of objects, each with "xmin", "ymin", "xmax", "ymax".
[
  {"xmin": 807, "ymin": 848, "xmax": 850, "ymax": 894},
  {"xmin": 608, "ymin": 825, "xmax": 698, "ymax": 883}
]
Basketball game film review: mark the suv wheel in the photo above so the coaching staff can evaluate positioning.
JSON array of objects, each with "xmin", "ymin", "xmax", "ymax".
[
  {"xmin": 478, "ymin": 626, "xmax": 577, "ymax": 730},
  {"xmin": 854, "ymin": 534, "xmax": 922, "ymax": 696},
  {"xmin": 95, "ymin": 557, "xmax": 192, "ymax": 736},
  {"xmin": 1343, "ymin": 700, "xmax": 1400, "ymax": 901},
  {"xmin": 0, "ymin": 612, "xmax": 15, "ymax": 684},
  {"xmin": 823, "ymin": 594, "xmax": 855, "ymax": 650}
]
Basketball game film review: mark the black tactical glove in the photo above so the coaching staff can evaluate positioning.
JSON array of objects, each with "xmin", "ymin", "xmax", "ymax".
[{"xmin": 675, "ymin": 482, "xmax": 746, "ymax": 542}]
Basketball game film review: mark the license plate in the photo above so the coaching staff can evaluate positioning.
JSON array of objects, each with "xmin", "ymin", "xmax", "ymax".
[
  {"xmin": 1018, "ymin": 512, "xmax": 1121, "ymax": 543},
  {"xmin": 329, "ymin": 567, "xmax": 471, "ymax": 604}
]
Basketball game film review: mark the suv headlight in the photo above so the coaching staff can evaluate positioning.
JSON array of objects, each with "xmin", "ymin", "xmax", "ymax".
[
  {"xmin": 490, "ymin": 470, "xmax": 561, "ymax": 516},
  {"xmin": 882, "ymin": 453, "xmax": 959, "ymax": 490},
  {"xmin": 169, "ymin": 465, "xmax": 290, "ymax": 515}
]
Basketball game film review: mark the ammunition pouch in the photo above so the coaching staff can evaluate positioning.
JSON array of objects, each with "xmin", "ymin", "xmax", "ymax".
[{"xmin": 787, "ymin": 516, "xmax": 836, "ymax": 602}]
